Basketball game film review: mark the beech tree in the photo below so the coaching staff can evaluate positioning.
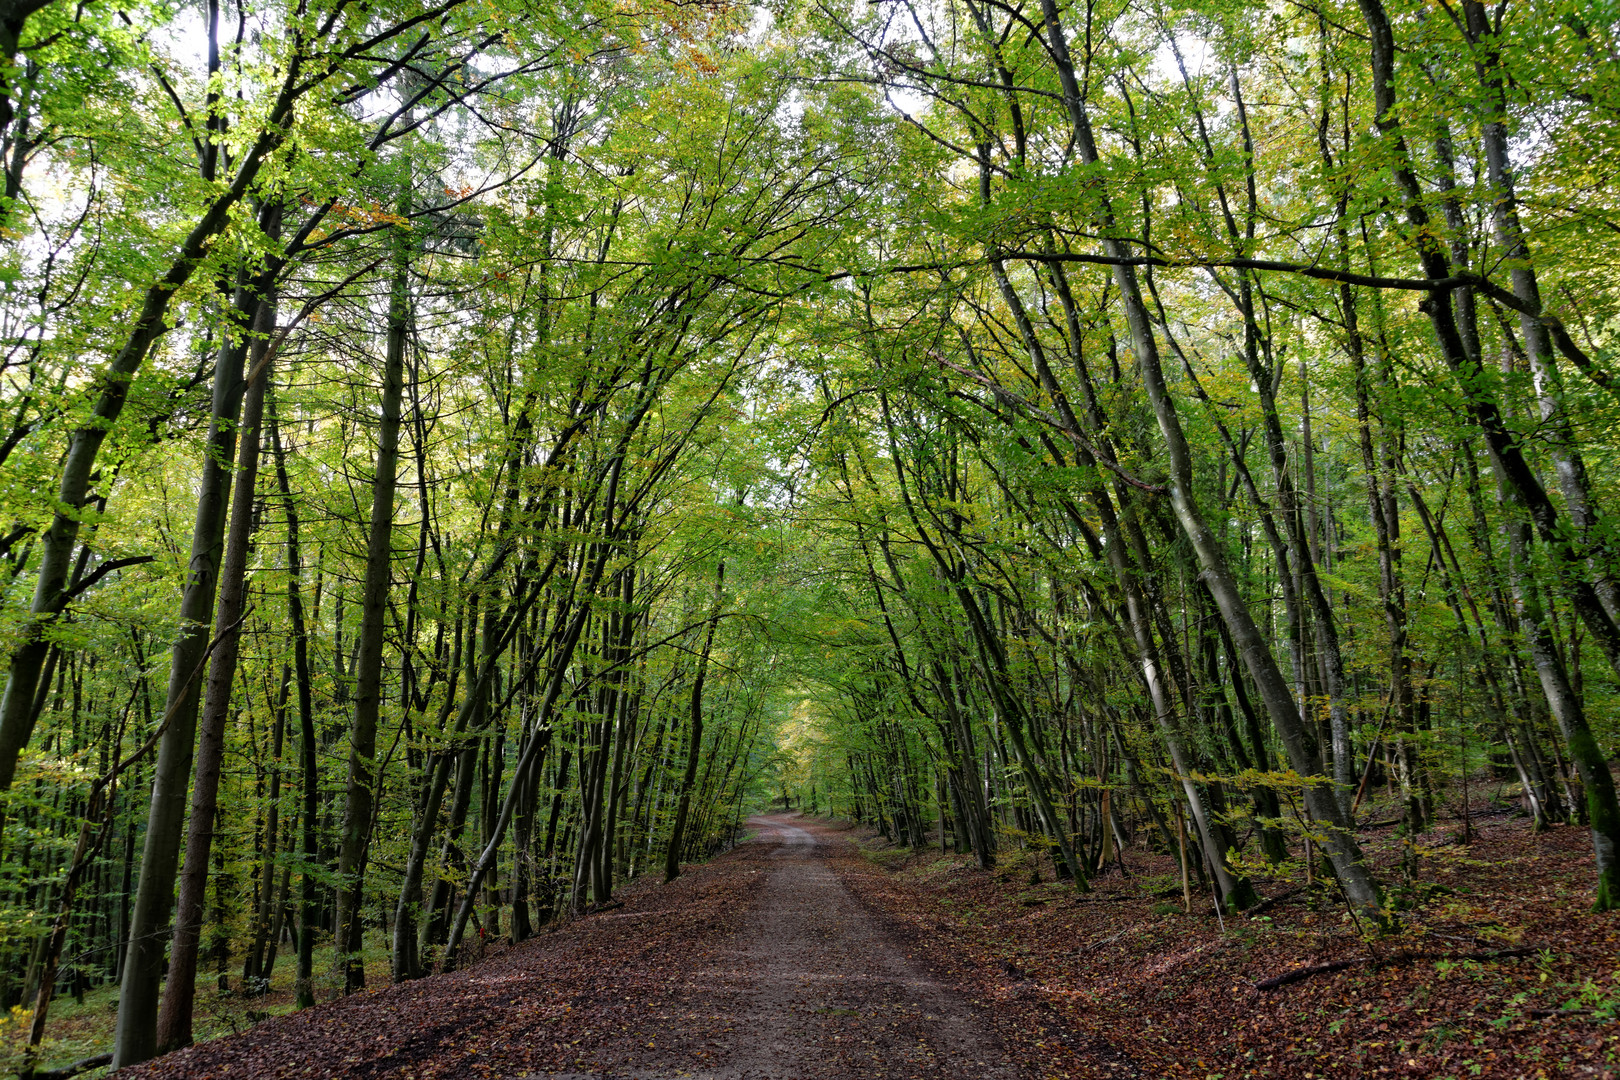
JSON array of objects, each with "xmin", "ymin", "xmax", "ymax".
[{"xmin": 0, "ymin": 0, "xmax": 1616, "ymax": 1069}]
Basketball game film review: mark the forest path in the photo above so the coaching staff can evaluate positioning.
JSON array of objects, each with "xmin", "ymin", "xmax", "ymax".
[
  {"xmin": 591, "ymin": 815, "xmax": 1021, "ymax": 1080},
  {"xmin": 125, "ymin": 815, "xmax": 1024, "ymax": 1080}
]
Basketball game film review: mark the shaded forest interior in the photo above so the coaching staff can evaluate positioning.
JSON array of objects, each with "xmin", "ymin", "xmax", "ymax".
[{"xmin": 0, "ymin": 0, "xmax": 1616, "ymax": 1072}]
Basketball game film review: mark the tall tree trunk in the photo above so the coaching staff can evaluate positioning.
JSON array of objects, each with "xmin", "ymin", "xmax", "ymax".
[
  {"xmin": 389, "ymin": 636, "xmax": 464, "ymax": 981},
  {"xmin": 154, "ymin": 276, "xmax": 275, "ymax": 1051},
  {"xmin": 480, "ymin": 726, "xmax": 505, "ymax": 932},
  {"xmin": 0, "ymin": 39, "xmax": 291, "ymax": 795},
  {"xmin": 424, "ymin": 729, "xmax": 478, "ymax": 952},
  {"xmin": 1461, "ymin": 0, "xmax": 1619, "ymax": 626},
  {"xmin": 1353, "ymin": 0, "xmax": 1620, "ymax": 905},
  {"xmin": 1029, "ymin": 0, "xmax": 1386, "ymax": 925},
  {"xmin": 597, "ymin": 567, "xmax": 638, "ymax": 902},
  {"xmin": 246, "ymin": 667, "xmax": 290, "ymax": 983},
  {"xmin": 335, "ymin": 178, "xmax": 411, "ymax": 994},
  {"xmin": 1351, "ymin": 0, "xmax": 1620, "ymax": 680},
  {"xmin": 268, "ymin": 378, "xmax": 321, "ymax": 1009},
  {"xmin": 508, "ymin": 720, "xmax": 543, "ymax": 943},
  {"xmin": 443, "ymin": 564, "xmax": 604, "ymax": 966},
  {"xmin": 113, "ymin": 279, "xmax": 261, "ymax": 1069},
  {"xmin": 665, "ymin": 559, "xmax": 724, "ymax": 884}
]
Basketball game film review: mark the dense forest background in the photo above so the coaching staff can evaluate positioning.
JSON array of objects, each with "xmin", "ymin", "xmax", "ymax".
[{"xmin": 0, "ymin": 0, "xmax": 1614, "ymax": 1069}]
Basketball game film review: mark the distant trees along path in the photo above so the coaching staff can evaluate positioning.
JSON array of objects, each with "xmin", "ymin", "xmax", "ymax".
[{"xmin": 0, "ymin": 0, "xmax": 1613, "ymax": 1071}]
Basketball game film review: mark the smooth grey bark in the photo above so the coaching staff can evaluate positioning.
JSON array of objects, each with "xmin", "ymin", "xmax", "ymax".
[
  {"xmin": 154, "ymin": 279, "xmax": 275, "ymax": 1052},
  {"xmin": 443, "ymin": 427, "xmax": 652, "ymax": 965},
  {"xmin": 1460, "ymin": 0, "xmax": 1619, "ymax": 627},
  {"xmin": 665, "ymin": 559, "xmax": 723, "ymax": 885},
  {"xmin": 404, "ymin": 571, "xmax": 553, "ymax": 968},
  {"xmin": 1163, "ymin": 51, "xmax": 1356, "ymax": 816},
  {"xmin": 112, "ymin": 285, "xmax": 259, "ymax": 1069},
  {"xmin": 934, "ymin": 663, "xmax": 995, "ymax": 869},
  {"xmin": 977, "ymin": 216, "xmax": 1238, "ymax": 900},
  {"xmin": 952, "ymin": 575, "xmax": 1087, "ymax": 888},
  {"xmin": 1351, "ymin": 293, "xmax": 1425, "ymax": 831},
  {"xmin": 334, "ymin": 178, "xmax": 410, "ymax": 994},
  {"xmin": 1492, "ymin": 345, "xmax": 1620, "ymax": 906},
  {"xmin": 574, "ymin": 564, "xmax": 635, "ymax": 908},
  {"xmin": 1354, "ymin": 0, "xmax": 1620, "ymax": 906},
  {"xmin": 481, "ymin": 701, "xmax": 506, "ymax": 930},
  {"xmin": 569, "ymin": 622, "xmax": 607, "ymax": 910},
  {"xmin": 832, "ymin": 413, "xmax": 994, "ymax": 871},
  {"xmin": 1496, "ymin": 454, "xmax": 1620, "ymax": 909},
  {"xmin": 1027, "ymin": 0, "xmax": 1386, "ymax": 924},
  {"xmin": 1406, "ymin": 476, "xmax": 1550, "ymax": 830},
  {"xmin": 267, "ymin": 380, "xmax": 320, "ymax": 1009},
  {"xmin": 1351, "ymin": 0, "xmax": 1620, "ymax": 682}
]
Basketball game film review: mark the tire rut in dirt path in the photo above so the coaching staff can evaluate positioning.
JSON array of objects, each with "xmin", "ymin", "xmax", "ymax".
[{"xmin": 529, "ymin": 815, "xmax": 1019, "ymax": 1080}]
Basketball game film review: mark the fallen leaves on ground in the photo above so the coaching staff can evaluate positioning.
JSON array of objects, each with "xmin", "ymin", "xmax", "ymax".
[
  {"xmin": 114, "ymin": 809, "xmax": 1620, "ymax": 1080},
  {"xmin": 839, "ymin": 810, "xmax": 1620, "ymax": 1080}
]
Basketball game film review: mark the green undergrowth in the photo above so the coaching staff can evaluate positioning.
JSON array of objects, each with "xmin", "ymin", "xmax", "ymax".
[
  {"xmin": 851, "ymin": 838, "xmax": 913, "ymax": 869},
  {"xmin": 0, "ymin": 937, "xmax": 395, "ymax": 1079}
]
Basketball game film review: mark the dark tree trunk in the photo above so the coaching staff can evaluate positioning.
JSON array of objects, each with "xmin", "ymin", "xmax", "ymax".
[
  {"xmin": 665, "ymin": 559, "xmax": 724, "ymax": 884},
  {"xmin": 335, "ymin": 179, "xmax": 411, "ymax": 994},
  {"xmin": 156, "ymin": 250, "xmax": 276, "ymax": 1052},
  {"xmin": 113, "ymin": 277, "xmax": 262, "ymax": 1069}
]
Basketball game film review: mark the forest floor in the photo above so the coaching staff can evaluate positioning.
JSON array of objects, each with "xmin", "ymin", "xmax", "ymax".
[
  {"xmin": 837, "ymin": 805, "xmax": 1620, "ymax": 1080},
  {"xmin": 11, "ymin": 807, "xmax": 1620, "ymax": 1079},
  {"xmin": 103, "ymin": 815, "xmax": 1020, "ymax": 1080}
]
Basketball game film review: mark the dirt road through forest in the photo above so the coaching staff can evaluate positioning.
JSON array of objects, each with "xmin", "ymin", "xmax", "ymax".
[
  {"xmin": 621, "ymin": 816, "xmax": 1019, "ymax": 1080},
  {"xmin": 126, "ymin": 815, "xmax": 1022, "ymax": 1080}
]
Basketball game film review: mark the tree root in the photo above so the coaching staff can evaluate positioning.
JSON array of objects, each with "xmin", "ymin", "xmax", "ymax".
[
  {"xmin": 1240, "ymin": 887, "xmax": 1307, "ymax": 918},
  {"xmin": 1255, "ymin": 947, "xmax": 1537, "ymax": 991},
  {"xmin": 20, "ymin": 1052, "xmax": 113, "ymax": 1080}
]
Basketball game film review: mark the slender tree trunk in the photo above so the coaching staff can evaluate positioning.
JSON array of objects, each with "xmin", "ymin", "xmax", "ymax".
[
  {"xmin": 335, "ymin": 179, "xmax": 411, "ymax": 994},
  {"xmin": 597, "ymin": 567, "xmax": 637, "ymax": 901},
  {"xmin": 1462, "ymin": 0, "xmax": 1619, "ymax": 626},
  {"xmin": 24, "ymin": 771, "xmax": 118, "ymax": 1060},
  {"xmin": 666, "ymin": 559, "xmax": 724, "ymax": 884},
  {"xmin": 424, "ymin": 710, "xmax": 479, "ymax": 953},
  {"xmin": 444, "ymin": 572, "xmax": 603, "ymax": 966},
  {"xmin": 508, "ymin": 724, "xmax": 542, "ymax": 943},
  {"xmin": 155, "ymin": 238, "xmax": 278, "ymax": 1052},
  {"xmin": 1027, "ymin": 0, "xmax": 1385, "ymax": 924},
  {"xmin": 113, "ymin": 280, "xmax": 261, "ymax": 1069},
  {"xmin": 1352, "ymin": 0, "xmax": 1620, "ymax": 680},
  {"xmin": 268, "ymin": 380, "xmax": 320, "ymax": 1009},
  {"xmin": 390, "ymin": 644, "xmax": 464, "ymax": 981},
  {"xmin": 0, "ymin": 77, "xmax": 290, "ymax": 795},
  {"xmin": 481, "ymin": 726, "xmax": 505, "ymax": 932},
  {"xmin": 1352, "ymin": 0, "xmax": 1620, "ymax": 904},
  {"xmin": 246, "ymin": 667, "xmax": 290, "ymax": 983}
]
